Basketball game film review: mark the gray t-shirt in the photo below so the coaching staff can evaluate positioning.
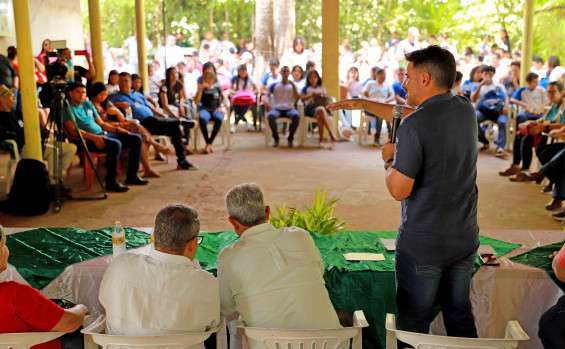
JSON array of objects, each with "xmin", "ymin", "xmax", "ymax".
[{"xmin": 392, "ymin": 92, "xmax": 479, "ymax": 266}]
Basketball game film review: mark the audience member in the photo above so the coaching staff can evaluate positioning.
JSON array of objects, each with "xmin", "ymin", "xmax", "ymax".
[
  {"xmin": 230, "ymin": 64, "xmax": 257, "ymax": 131},
  {"xmin": 0, "ymin": 52, "xmax": 17, "ymax": 89},
  {"xmin": 503, "ymin": 61, "xmax": 521, "ymax": 97},
  {"xmin": 267, "ymin": 66, "xmax": 300, "ymax": 147},
  {"xmin": 58, "ymin": 48, "xmax": 95, "ymax": 85},
  {"xmin": 283, "ymin": 36, "xmax": 311, "ymax": 70},
  {"xmin": 451, "ymin": 71, "xmax": 464, "ymax": 96},
  {"xmin": 108, "ymin": 72, "xmax": 198, "ymax": 170},
  {"xmin": 218, "ymin": 183, "xmax": 342, "ymax": 349},
  {"xmin": 290, "ymin": 65, "xmax": 306, "ymax": 91},
  {"xmin": 107, "ymin": 70, "xmax": 119, "ymax": 94},
  {"xmin": 132, "ymin": 73, "xmax": 158, "ymax": 109},
  {"xmin": 0, "ymin": 226, "xmax": 90, "ymax": 349},
  {"xmin": 392, "ymin": 67, "xmax": 407, "ymax": 104},
  {"xmin": 194, "ymin": 70, "xmax": 225, "ymax": 154},
  {"xmin": 63, "ymin": 82, "xmax": 147, "ymax": 192},
  {"xmin": 99, "ymin": 204, "xmax": 219, "ymax": 345},
  {"xmin": 396, "ymin": 27, "xmax": 421, "ymax": 63},
  {"xmin": 548, "ymin": 56, "xmax": 565, "ymax": 82},
  {"xmin": 538, "ymin": 241, "xmax": 565, "ymax": 347},
  {"xmin": 200, "ymin": 31, "xmax": 220, "ymax": 58},
  {"xmin": 363, "ymin": 67, "xmax": 394, "ymax": 146},
  {"xmin": 471, "ymin": 65, "xmax": 509, "ymax": 156},
  {"xmin": 300, "ymin": 70, "xmax": 338, "ymax": 146},
  {"xmin": 122, "ymin": 35, "xmax": 152, "ymax": 74}
]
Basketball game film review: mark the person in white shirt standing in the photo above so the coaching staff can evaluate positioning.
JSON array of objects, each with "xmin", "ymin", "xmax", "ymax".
[
  {"xmin": 396, "ymin": 27, "xmax": 421, "ymax": 65},
  {"xmin": 99, "ymin": 204, "xmax": 219, "ymax": 349},
  {"xmin": 363, "ymin": 67, "xmax": 395, "ymax": 146},
  {"xmin": 217, "ymin": 183, "xmax": 343, "ymax": 349}
]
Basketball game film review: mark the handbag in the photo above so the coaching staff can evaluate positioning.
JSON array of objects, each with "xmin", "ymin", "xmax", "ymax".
[{"xmin": 231, "ymin": 91, "xmax": 256, "ymax": 106}]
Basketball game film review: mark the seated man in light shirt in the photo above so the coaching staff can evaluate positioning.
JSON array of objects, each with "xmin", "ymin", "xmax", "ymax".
[
  {"xmin": 99, "ymin": 204, "xmax": 219, "ymax": 348},
  {"xmin": 217, "ymin": 183, "xmax": 343, "ymax": 349},
  {"xmin": 266, "ymin": 66, "xmax": 300, "ymax": 148}
]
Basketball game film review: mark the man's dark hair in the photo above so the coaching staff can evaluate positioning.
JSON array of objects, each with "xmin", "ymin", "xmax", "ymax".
[
  {"xmin": 510, "ymin": 61, "xmax": 521, "ymax": 68},
  {"xmin": 429, "ymin": 35, "xmax": 436, "ymax": 40},
  {"xmin": 269, "ymin": 57, "xmax": 280, "ymax": 67},
  {"xmin": 68, "ymin": 82, "xmax": 85, "ymax": 91},
  {"xmin": 526, "ymin": 72, "xmax": 538, "ymax": 83},
  {"xmin": 532, "ymin": 56, "xmax": 544, "ymax": 64},
  {"xmin": 203, "ymin": 44, "xmax": 210, "ymax": 50},
  {"xmin": 474, "ymin": 54, "xmax": 484, "ymax": 62},
  {"xmin": 119, "ymin": 72, "xmax": 131, "ymax": 79},
  {"xmin": 404, "ymin": 45, "xmax": 456, "ymax": 90},
  {"xmin": 481, "ymin": 65, "xmax": 496, "ymax": 74},
  {"xmin": 491, "ymin": 52, "xmax": 501, "ymax": 59},
  {"xmin": 154, "ymin": 204, "xmax": 200, "ymax": 253},
  {"xmin": 549, "ymin": 81, "xmax": 564, "ymax": 92},
  {"xmin": 371, "ymin": 66, "xmax": 385, "ymax": 75},
  {"xmin": 305, "ymin": 70, "xmax": 322, "ymax": 88},
  {"xmin": 305, "ymin": 61, "xmax": 316, "ymax": 71},
  {"xmin": 455, "ymin": 71, "xmax": 463, "ymax": 83}
]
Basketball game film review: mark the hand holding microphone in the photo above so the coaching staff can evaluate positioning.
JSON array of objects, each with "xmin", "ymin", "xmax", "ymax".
[{"xmin": 383, "ymin": 105, "xmax": 403, "ymax": 170}]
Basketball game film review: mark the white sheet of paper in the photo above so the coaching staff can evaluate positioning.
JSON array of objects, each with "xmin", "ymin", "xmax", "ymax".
[
  {"xmin": 343, "ymin": 253, "xmax": 385, "ymax": 261},
  {"xmin": 380, "ymin": 238, "xmax": 396, "ymax": 251},
  {"xmin": 478, "ymin": 245, "xmax": 497, "ymax": 255}
]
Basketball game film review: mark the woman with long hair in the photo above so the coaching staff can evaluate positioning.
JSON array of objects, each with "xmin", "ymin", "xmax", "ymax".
[
  {"xmin": 194, "ymin": 70, "xmax": 225, "ymax": 154},
  {"xmin": 301, "ymin": 70, "xmax": 338, "ymax": 146},
  {"xmin": 89, "ymin": 82, "xmax": 170, "ymax": 178}
]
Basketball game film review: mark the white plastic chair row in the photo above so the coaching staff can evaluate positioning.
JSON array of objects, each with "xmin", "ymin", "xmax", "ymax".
[
  {"xmin": 81, "ymin": 315, "xmax": 227, "ymax": 349},
  {"xmin": 238, "ymin": 310, "xmax": 369, "ymax": 349},
  {"xmin": 385, "ymin": 313, "xmax": 529, "ymax": 349}
]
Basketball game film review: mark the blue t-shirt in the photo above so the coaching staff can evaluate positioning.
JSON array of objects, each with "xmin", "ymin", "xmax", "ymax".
[
  {"xmin": 392, "ymin": 92, "xmax": 479, "ymax": 266},
  {"xmin": 546, "ymin": 104, "xmax": 561, "ymax": 123},
  {"xmin": 392, "ymin": 82, "xmax": 406, "ymax": 99},
  {"xmin": 108, "ymin": 91, "xmax": 153, "ymax": 121},
  {"xmin": 62, "ymin": 100, "xmax": 103, "ymax": 135}
]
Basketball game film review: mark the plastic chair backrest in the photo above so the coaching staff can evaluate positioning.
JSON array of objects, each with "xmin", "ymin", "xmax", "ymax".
[
  {"xmin": 239, "ymin": 310, "xmax": 368, "ymax": 349},
  {"xmin": 385, "ymin": 313, "xmax": 529, "ymax": 349},
  {"xmin": 0, "ymin": 332, "xmax": 65, "ymax": 349},
  {"xmin": 82, "ymin": 315, "xmax": 226, "ymax": 349}
]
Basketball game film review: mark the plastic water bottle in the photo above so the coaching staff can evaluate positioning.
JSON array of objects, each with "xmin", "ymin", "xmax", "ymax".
[
  {"xmin": 112, "ymin": 221, "xmax": 126, "ymax": 256},
  {"xmin": 150, "ymin": 223, "xmax": 155, "ymax": 251},
  {"xmin": 125, "ymin": 107, "xmax": 133, "ymax": 121}
]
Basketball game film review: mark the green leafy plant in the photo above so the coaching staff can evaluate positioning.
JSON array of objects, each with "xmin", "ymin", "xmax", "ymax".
[{"xmin": 269, "ymin": 188, "xmax": 348, "ymax": 235}]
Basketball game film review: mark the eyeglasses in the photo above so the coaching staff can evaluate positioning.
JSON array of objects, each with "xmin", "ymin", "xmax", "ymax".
[{"xmin": 189, "ymin": 234, "xmax": 204, "ymax": 245}]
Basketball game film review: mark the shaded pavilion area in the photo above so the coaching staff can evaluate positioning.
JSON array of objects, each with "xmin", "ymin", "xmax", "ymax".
[{"xmin": 0, "ymin": 131, "xmax": 558, "ymax": 232}]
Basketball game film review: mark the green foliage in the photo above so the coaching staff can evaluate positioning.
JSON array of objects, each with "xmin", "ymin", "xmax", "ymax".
[{"xmin": 269, "ymin": 188, "xmax": 348, "ymax": 236}]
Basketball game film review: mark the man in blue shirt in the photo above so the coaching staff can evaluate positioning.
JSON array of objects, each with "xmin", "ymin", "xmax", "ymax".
[
  {"xmin": 328, "ymin": 46, "xmax": 479, "ymax": 339},
  {"xmin": 63, "ymin": 82, "xmax": 147, "ymax": 192},
  {"xmin": 108, "ymin": 73, "xmax": 197, "ymax": 170}
]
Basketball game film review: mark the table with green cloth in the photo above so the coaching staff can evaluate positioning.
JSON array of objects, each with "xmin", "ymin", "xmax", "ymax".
[{"xmin": 4, "ymin": 228, "xmax": 560, "ymax": 349}]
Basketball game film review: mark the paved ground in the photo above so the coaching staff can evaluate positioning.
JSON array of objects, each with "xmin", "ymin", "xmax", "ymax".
[{"xmin": 0, "ymin": 128, "xmax": 561, "ymax": 232}]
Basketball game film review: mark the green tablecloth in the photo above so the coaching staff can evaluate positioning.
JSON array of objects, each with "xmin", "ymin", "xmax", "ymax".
[
  {"xmin": 509, "ymin": 240, "xmax": 565, "ymax": 293},
  {"xmin": 7, "ymin": 228, "xmax": 521, "ymax": 349},
  {"xmin": 6, "ymin": 227, "xmax": 151, "ymax": 290}
]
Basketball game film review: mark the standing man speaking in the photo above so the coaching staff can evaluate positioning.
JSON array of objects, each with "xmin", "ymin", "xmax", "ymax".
[{"xmin": 328, "ymin": 45, "xmax": 479, "ymax": 337}]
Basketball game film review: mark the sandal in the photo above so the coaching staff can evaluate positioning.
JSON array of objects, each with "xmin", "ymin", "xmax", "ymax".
[{"xmin": 479, "ymin": 144, "xmax": 490, "ymax": 151}]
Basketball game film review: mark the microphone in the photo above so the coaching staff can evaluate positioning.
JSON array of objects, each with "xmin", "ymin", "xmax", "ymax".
[{"xmin": 390, "ymin": 105, "xmax": 403, "ymax": 144}]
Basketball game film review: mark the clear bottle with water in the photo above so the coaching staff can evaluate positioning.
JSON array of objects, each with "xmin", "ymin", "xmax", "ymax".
[
  {"xmin": 112, "ymin": 221, "xmax": 126, "ymax": 256},
  {"xmin": 125, "ymin": 107, "xmax": 133, "ymax": 121},
  {"xmin": 150, "ymin": 222, "xmax": 155, "ymax": 251}
]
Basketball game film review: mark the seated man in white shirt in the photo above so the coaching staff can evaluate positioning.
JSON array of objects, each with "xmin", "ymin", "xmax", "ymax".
[
  {"xmin": 99, "ymin": 204, "xmax": 220, "ymax": 348},
  {"xmin": 267, "ymin": 66, "xmax": 300, "ymax": 148},
  {"xmin": 217, "ymin": 183, "xmax": 343, "ymax": 349}
]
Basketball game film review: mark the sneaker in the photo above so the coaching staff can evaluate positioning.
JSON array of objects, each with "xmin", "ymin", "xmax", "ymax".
[
  {"xmin": 245, "ymin": 122, "xmax": 254, "ymax": 131},
  {"xmin": 495, "ymin": 148, "xmax": 508, "ymax": 157},
  {"xmin": 230, "ymin": 125, "xmax": 236, "ymax": 133},
  {"xmin": 273, "ymin": 139, "xmax": 279, "ymax": 147},
  {"xmin": 552, "ymin": 210, "xmax": 565, "ymax": 221},
  {"xmin": 542, "ymin": 184, "xmax": 553, "ymax": 193},
  {"xmin": 288, "ymin": 140, "xmax": 294, "ymax": 148},
  {"xmin": 105, "ymin": 182, "xmax": 129, "ymax": 193},
  {"xmin": 177, "ymin": 160, "xmax": 199, "ymax": 170}
]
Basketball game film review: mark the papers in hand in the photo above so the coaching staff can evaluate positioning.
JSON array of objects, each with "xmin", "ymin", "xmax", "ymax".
[
  {"xmin": 343, "ymin": 253, "xmax": 385, "ymax": 261},
  {"xmin": 478, "ymin": 245, "xmax": 497, "ymax": 256},
  {"xmin": 380, "ymin": 238, "xmax": 396, "ymax": 251}
]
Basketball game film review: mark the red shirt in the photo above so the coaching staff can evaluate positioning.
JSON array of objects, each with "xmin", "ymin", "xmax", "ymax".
[{"xmin": 0, "ymin": 281, "xmax": 64, "ymax": 349}]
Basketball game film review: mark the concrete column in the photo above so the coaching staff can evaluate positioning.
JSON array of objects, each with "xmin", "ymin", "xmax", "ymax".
[
  {"xmin": 520, "ymin": 0, "xmax": 534, "ymax": 86},
  {"xmin": 88, "ymin": 0, "xmax": 104, "ymax": 83},
  {"xmin": 322, "ymin": 0, "xmax": 340, "ymax": 130},
  {"xmin": 135, "ymin": 0, "xmax": 149, "ymax": 91},
  {"xmin": 13, "ymin": 0, "xmax": 41, "ymax": 161}
]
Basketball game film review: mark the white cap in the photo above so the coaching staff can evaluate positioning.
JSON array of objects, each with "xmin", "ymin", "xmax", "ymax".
[{"xmin": 408, "ymin": 27, "xmax": 420, "ymax": 38}]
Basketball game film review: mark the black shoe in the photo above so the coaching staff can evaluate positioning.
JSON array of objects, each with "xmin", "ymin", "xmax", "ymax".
[
  {"xmin": 542, "ymin": 184, "xmax": 553, "ymax": 193},
  {"xmin": 125, "ymin": 175, "xmax": 149, "ymax": 185},
  {"xmin": 552, "ymin": 210, "xmax": 565, "ymax": 221},
  {"xmin": 180, "ymin": 119, "xmax": 196, "ymax": 128},
  {"xmin": 177, "ymin": 160, "xmax": 199, "ymax": 170},
  {"xmin": 288, "ymin": 140, "xmax": 294, "ymax": 148},
  {"xmin": 273, "ymin": 139, "xmax": 279, "ymax": 147},
  {"xmin": 105, "ymin": 182, "xmax": 130, "ymax": 192}
]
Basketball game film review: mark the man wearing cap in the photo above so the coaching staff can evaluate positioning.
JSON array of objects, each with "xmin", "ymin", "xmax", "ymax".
[
  {"xmin": 396, "ymin": 27, "xmax": 422, "ymax": 63},
  {"xmin": 0, "ymin": 85, "xmax": 76, "ymax": 190}
]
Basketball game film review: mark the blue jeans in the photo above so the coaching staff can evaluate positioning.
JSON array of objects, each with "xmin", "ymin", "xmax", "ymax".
[
  {"xmin": 395, "ymin": 249, "xmax": 478, "ymax": 337},
  {"xmin": 199, "ymin": 109, "xmax": 224, "ymax": 145},
  {"xmin": 539, "ymin": 295, "xmax": 565, "ymax": 349},
  {"xmin": 267, "ymin": 108, "xmax": 300, "ymax": 142},
  {"xmin": 516, "ymin": 111, "xmax": 543, "ymax": 123},
  {"xmin": 476, "ymin": 110, "xmax": 507, "ymax": 149}
]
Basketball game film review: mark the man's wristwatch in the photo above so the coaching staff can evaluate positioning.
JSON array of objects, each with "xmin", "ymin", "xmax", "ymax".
[{"xmin": 384, "ymin": 158, "xmax": 394, "ymax": 170}]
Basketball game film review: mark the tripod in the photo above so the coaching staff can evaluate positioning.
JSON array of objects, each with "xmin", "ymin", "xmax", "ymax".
[{"xmin": 44, "ymin": 89, "xmax": 107, "ymax": 213}]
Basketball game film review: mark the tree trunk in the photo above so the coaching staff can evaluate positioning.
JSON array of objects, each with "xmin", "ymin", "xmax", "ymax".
[
  {"xmin": 255, "ymin": 0, "xmax": 275, "ymax": 84},
  {"xmin": 274, "ymin": 0, "xmax": 294, "ymax": 59}
]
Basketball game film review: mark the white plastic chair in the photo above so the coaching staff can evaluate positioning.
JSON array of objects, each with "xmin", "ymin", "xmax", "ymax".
[
  {"xmin": 385, "ymin": 313, "xmax": 529, "ymax": 349},
  {"xmin": 193, "ymin": 111, "xmax": 231, "ymax": 151},
  {"xmin": 3, "ymin": 139, "xmax": 21, "ymax": 193},
  {"xmin": 0, "ymin": 332, "xmax": 65, "ymax": 349},
  {"xmin": 238, "ymin": 310, "xmax": 368, "ymax": 349},
  {"xmin": 81, "ymin": 315, "xmax": 227, "ymax": 349}
]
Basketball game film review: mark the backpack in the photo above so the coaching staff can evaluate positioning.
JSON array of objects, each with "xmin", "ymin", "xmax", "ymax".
[
  {"xmin": 0, "ymin": 159, "xmax": 50, "ymax": 216},
  {"xmin": 478, "ymin": 88, "xmax": 505, "ymax": 118}
]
